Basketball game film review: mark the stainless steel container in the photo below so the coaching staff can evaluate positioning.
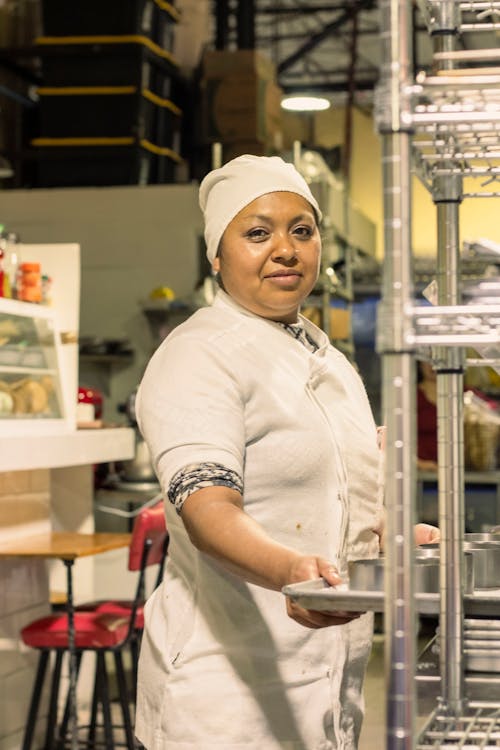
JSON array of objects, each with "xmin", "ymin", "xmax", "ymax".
[
  {"xmin": 348, "ymin": 559, "xmax": 384, "ymax": 591},
  {"xmin": 462, "ymin": 541, "xmax": 500, "ymax": 589},
  {"xmin": 464, "ymin": 532, "xmax": 500, "ymax": 544},
  {"xmin": 347, "ymin": 557, "xmax": 443, "ymax": 593},
  {"xmin": 348, "ymin": 552, "xmax": 474, "ymax": 594}
]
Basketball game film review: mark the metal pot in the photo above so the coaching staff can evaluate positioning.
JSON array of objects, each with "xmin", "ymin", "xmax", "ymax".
[{"xmin": 118, "ymin": 433, "xmax": 157, "ymax": 483}]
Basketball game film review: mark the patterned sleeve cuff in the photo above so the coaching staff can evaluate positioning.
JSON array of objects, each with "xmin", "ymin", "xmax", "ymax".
[{"xmin": 167, "ymin": 462, "xmax": 244, "ymax": 514}]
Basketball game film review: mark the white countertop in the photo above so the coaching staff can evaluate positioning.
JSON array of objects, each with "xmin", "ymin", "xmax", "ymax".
[{"xmin": 0, "ymin": 427, "xmax": 135, "ymax": 472}]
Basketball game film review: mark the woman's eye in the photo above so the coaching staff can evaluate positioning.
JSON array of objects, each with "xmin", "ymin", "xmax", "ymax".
[
  {"xmin": 293, "ymin": 225, "xmax": 314, "ymax": 238},
  {"xmin": 246, "ymin": 228, "xmax": 268, "ymax": 240}
]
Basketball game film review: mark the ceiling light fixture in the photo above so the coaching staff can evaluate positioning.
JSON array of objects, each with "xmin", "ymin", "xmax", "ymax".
[{"xmin": 281, "ymin": 94, "xmax": 331, "ymax": 112}]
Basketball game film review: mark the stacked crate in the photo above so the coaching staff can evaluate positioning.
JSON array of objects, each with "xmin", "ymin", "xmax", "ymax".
[
  {"xmin": 199, "ymin": 50, "xmax": 284, "ymax": 163},
  {"xmin": 32, "ymin": 0, "xmax": 184, "ymax": 187}
]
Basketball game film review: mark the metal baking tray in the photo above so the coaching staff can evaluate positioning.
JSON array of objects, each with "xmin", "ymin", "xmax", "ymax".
[
  {"xmin": 282, "ymin": 578, "xmax": 500, "ymax": 617},
  {"xmin": 465, "ymin": 631, "xmax": 500, "ymax": 641},
  {"xmin": 282, "ymin": 577, "xmax": 440, "ymax": 615},
  {"xmin": 465, "ymin": 619, "xmax": 500, "ymax": 631},
  {"xmin": 464, "ymin": 648, "xmax": 500, "ymax": 673},
  {"xmin": 463, "ymin": 639, "xmax": 500, "ymax": 649}
]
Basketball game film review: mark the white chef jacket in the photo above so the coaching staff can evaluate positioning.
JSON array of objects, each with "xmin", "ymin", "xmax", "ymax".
[{"xmin": 135, "ymin": 290, "xmax": 380, "ymax": 750}]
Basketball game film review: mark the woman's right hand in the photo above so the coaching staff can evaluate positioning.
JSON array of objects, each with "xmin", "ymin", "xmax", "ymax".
[
  {"xmin": 181, "ymin": 487, "xmax": 362, "ymax": 627},
  {"xmin": 284, "ymin": 555, "xmax": 363, "ymax": 629}
]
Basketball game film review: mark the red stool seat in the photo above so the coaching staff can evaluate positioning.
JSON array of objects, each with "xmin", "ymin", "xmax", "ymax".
[
  {"xmin": 20, "ymin": 501, "xmax": 168, "ymax": 750},
  {"xmin": 76, "ymin": 600, "xmax": 145, "ymax": 630},
  {"xmin": 21, "ymin": 611, "xmax": 131, "ymax": 649}
]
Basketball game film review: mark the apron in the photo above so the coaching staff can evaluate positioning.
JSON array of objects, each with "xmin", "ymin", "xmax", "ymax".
[{"xmin": 135, "ymin": 292, "xmax": 380, "ymax": 749}]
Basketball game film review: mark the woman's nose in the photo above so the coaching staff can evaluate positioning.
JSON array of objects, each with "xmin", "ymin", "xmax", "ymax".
[{"xmin": 271, "ymin": 235, "xmax": 296, "ymax": 261}]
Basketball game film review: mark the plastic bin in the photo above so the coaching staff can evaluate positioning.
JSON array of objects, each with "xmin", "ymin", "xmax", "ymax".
[
  {"xmin": 41, "ymin": 0, "xmax": 179, "ymax": 49},
  {"xmin": 36, "ymin": 36, "xmax": 178, "ymax": 99},
  {"xmin": 31, "ymin": 138, "xmax": 183, "ymax": 187},
  {"xmin": 37, "ymin": 86, "xmax": 182, "ymax": 147}
]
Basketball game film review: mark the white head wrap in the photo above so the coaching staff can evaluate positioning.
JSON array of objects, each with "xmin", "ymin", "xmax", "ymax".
[{"xmin": 199, "ymin": 154, "xmax": 322, "ymax": 263}]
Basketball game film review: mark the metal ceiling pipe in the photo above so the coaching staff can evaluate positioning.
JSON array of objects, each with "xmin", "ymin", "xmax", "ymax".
[{"xmin": 375, "ymin": 0, "xmax": 416, "ymax": 748}]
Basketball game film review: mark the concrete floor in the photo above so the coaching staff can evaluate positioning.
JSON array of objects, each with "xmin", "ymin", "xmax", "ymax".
[
  {"xmin": 359, "ymin": 634, "xmax": 386, "ymax": 749},
  {"xmin": 359, "ymin": 623, "xmax": 442, "ymax": 749}
]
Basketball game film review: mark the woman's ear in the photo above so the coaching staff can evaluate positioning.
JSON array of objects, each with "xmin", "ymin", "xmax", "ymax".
[{"xmin": 212, "ymin": 257, "xmax": 220, "ymax": 274}]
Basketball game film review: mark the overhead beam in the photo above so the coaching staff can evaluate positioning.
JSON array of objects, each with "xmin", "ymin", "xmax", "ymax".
[{"xmin": 277, "ymin": 0, "xmax": 375, "ymax": 74}]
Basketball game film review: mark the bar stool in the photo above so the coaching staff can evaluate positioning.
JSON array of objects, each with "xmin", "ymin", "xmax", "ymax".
[{"xmin": 20, "ymin": 502, "xmax": 168, "ymax": 750}]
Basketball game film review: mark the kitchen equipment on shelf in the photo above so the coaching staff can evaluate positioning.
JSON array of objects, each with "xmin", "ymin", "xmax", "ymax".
[
  {"xmin": 347, "ymin": 554, "xmax": 474, "ymax": 596},
  {"xmin": 462, "ymin": 541, "xmax": 500, "ymax": 589},
  {"xmin": 114, "ymin": 385, "xmax": 158, "ymax": 486}
]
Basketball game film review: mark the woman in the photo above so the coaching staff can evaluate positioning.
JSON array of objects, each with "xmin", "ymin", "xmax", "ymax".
[{"xmin": 135, "ymin": 155, "xmax": 433, "ymax": 750}]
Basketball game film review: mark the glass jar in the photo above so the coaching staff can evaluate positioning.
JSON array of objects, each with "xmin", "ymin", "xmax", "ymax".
[{"xmin": 17, "ymin": 261, "xmax": 42, "ymax": 303}]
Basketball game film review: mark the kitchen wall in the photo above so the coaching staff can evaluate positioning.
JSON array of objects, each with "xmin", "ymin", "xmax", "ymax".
[{"xmin": 1, "ymin": 184, "xmax": 203, "ymax": 420}]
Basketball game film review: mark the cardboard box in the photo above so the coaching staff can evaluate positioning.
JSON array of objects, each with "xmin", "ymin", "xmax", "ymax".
[
  {"xmin": 202, "ymin": 49, "xmax": 276, "ymax": 81},
  {"xmin": 201, "ymin": 75, "xmax": 283, "ymax": 143},
  {"xmin": 301, "ymin": 305, "xmax": 351, "ymax": 341}
]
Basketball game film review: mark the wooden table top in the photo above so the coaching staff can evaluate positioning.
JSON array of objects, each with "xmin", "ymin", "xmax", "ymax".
[{"xmin": 0, "ymin": 531, "xmax": 131, "ymax": 560}]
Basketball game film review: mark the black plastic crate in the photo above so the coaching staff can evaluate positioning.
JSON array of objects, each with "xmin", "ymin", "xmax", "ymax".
[
  {"xmin": 37, "ymin": 86, "xmax": 182, "ymax": 147},
  {"xmin": 41, "ymin": 0, "xmax": 179, "ymax": 49},
  {"xmin": 31, "ymin": 138, "xmax": 183, "ymax": 187},
  {"xmin": 37, "ymin": 37, "xmax": 178, "ymax": 99}
]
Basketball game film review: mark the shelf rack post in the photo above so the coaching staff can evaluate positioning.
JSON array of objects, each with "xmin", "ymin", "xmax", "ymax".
[
  {"xmin": 376, "ymin": 0, "xmax": 417, "ymax": 747},
  {"xmin": 424, "ymin": 0, "xmax": 467, "ymax": 716},
  {"xmin": 434, "ymin": 184, "xmax": 466, "ymax": 714}
]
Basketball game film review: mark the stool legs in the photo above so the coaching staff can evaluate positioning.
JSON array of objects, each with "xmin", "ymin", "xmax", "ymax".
[
  {"xmin": 44, "ymin": 651, "xmax": 64, "ymax": 750},
  {"xmin": 56, "ymin": 652, "xmax": 83, "ymax": 749},
  {"xmin": 23, "ymin": 647, "xmax": 137, "ymax": 750},
  {"xmin": 114, "ymin": 651, "xmax": 136, "ymax": 750},
  {"xmin": 22, "ymin": 650, "xmax": 50, "ymax": 750},
  {"xmin": 95, "ymin": 652, "xmax": 114, "ymax": 750}
]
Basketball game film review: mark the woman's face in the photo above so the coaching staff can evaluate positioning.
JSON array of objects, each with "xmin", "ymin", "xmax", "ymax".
[{"xmin": 213, "ymin": 191, "xmax": 321, "ymax": 323}]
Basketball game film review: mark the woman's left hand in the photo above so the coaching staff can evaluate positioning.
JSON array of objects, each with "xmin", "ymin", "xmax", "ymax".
[
  {"xmin": 375, "ymin": 521, "xmax": 440, "ymax": 552},
  {"xmin": 414, "ymin": 523, "xmax": 440, "ymax": 546}
]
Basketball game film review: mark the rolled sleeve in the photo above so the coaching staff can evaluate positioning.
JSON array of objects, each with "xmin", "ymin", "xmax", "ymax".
[
  {"xmin": 136, "ymin": 333, "xmax": 246, "ymax": 497},
  {"xmin": 167, "ymin": 462, "xmax": 244, "ymax": 513}
]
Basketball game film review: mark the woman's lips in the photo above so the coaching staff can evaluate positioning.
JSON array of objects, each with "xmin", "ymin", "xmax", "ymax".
[{"xmin": 264, "ymin": 272, "xmax": 302, "ymax": 286}]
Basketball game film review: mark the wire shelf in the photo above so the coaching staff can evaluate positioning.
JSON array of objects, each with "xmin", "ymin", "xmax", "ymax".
[
  {"xmin": 417, "ymin": 703, "xmax": 500, "ymax": 748},
  {"xmin": 408, "ymin": 303, "xmax": 500, "ymax": 346},
  {"xmin": 419, "ymin": 0, "xmax": 500, "ymax": 33},
  {"xmin": 408, "ymin": 70, "xmax": 500, "ymax": 192}
]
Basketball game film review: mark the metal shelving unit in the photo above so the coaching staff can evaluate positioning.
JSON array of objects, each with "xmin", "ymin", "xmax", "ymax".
[{"xmin": 374, "ymin": 0, "xmax": 500, "ymax": 747}]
